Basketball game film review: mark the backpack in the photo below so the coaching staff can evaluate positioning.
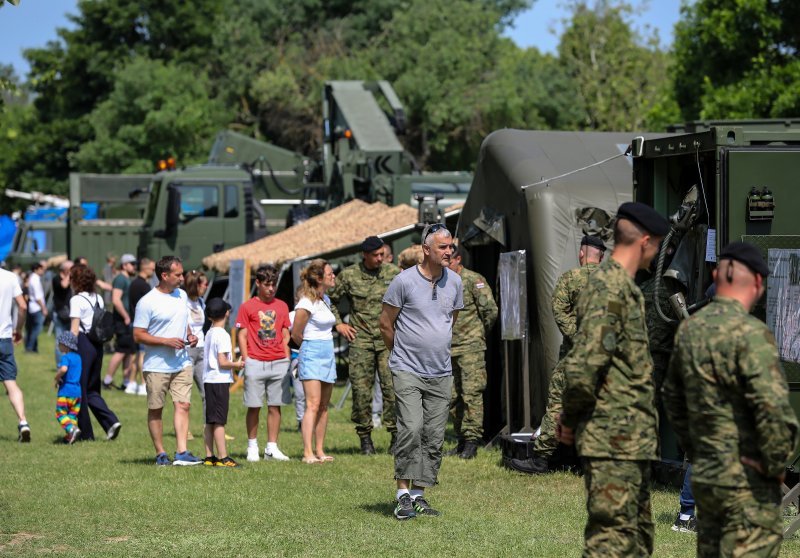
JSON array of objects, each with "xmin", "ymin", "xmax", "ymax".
[{"xmin": 80, "ymin": 294, "xmax": 115, "ymax": 344}]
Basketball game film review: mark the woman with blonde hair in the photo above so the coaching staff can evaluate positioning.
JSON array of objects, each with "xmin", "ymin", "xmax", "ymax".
[{"xmin": 291, "ymin": 259, "xmax": 337, "ymax": 464}]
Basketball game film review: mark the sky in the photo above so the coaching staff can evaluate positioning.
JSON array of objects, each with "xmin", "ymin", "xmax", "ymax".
[{"xmin": 0, "ymin": 0, "xmax": 683, "ymax": 80}]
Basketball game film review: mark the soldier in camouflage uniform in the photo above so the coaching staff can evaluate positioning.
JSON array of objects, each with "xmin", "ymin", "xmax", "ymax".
[
  {"xmin": 446, "ymin": 244, "xmax": 497, "ymax": 459},
  {"xmin": 329, "ymin": 236, "xmax": 401, "ymax": 455},
  {"xmin": 663, "ymin": 242, "xmax": 799, "ymax": 558},
  {"xmin": 509, "ymin": 235, "xmax": 605, "ymax": 474},
  {"xmin": 558, "ymin": 202, "xmax": 669, "ymax": 557}
]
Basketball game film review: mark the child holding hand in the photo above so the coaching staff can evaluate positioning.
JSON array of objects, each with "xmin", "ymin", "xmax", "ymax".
[{"xmin": 55, "ymin": 331, "xmax": 82, "ymax": 444}]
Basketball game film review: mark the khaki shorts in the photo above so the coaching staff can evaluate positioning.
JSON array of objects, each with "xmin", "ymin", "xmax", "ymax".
[{"xmin": 143, "ymin": 366, "xmax": 193, "ymax": 410}]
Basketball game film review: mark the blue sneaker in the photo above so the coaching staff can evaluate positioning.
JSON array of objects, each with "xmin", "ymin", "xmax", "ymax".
[
  {"xmin": 173, "ymin": 451, "xmax": 203, "ymax": 466},
  {"xmin": 155, "ymin": 452, "xmax": 172, "ymax": 466}
]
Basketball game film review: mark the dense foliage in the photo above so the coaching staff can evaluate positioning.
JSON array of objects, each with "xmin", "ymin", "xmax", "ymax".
[{"xmin": 1, "ymin": 0, "xmax": 796, "ymax": 196}]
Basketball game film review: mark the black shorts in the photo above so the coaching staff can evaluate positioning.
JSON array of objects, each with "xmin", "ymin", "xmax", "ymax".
[
  {"xmin": 204, "ymin": 383, "xmax": 230, "ymax": 425},
  {"xmin": 113, "ymin": 320, "xmax": 136, "ymax": 354}
]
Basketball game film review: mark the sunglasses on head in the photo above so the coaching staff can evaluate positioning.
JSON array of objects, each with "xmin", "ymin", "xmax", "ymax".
[{"xmin": 423, "ymin": 223, "xmax": 446, "ymax": 242}]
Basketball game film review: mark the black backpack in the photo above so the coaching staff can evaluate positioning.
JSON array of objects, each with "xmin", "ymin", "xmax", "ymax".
[{"xmin": 80, "ymin": 294, "xmax": 115, "ymax": 344}]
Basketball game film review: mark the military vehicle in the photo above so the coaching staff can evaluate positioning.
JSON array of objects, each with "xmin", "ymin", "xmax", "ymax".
[{"xmin": 631, "ymin": 120, "xmax": 800, "ymax": 468}]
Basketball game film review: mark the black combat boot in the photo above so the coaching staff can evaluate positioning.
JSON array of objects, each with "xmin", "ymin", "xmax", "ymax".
[
  {"xmin": 446, "ymin": 438, "xmax": 465, "ymax": 457},
  {"xmin": 360, "ymin": 434, "xmax": 376, "ymax": 455},
  {"xmin": 508, "ymin": 454, "xmax": 549, "ymax": 475},
  {"xmin": 388, "ymin": 432, "xmax": 398, "ymax": 455},
  {"xmin": 459, "ymin": 440, "xmax": 478, "ymax": 459}
]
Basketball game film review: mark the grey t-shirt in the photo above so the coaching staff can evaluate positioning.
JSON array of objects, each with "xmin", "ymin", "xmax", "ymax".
[{"xmin": 383, "ymin": 266, "xmax": 464, "ymax": 377}]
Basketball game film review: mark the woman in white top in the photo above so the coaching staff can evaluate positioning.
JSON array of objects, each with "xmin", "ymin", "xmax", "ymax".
[
  {"xmin": 291, "ymin": 259, "xmax": 337, "ymax": 464},
  {"xmin": 184, "ymin": 270, "xmax": 209, "ymax": 438},
  {"xmin": 69, "ymin": 264, "xmax": 121, "ymax": 442}
]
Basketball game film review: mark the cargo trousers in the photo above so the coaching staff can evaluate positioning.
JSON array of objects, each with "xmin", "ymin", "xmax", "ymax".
[
  {"xmin": 693, "ymin": 481, "xmax": 783, "ymax": 558},
  {"xmin": 393, "ymin": 370, "xmax": 452, "ymax": 487},
  {"xmin": 449, "ymin": 350, "xmax": 487, "ymax": 442},
  {"xmin": 533, "ymin": 360, "xmax": 565, "ymax": 457},
  {"xmin": 349, "ymin": 345, "xmax": 396, "ymax": 436}
]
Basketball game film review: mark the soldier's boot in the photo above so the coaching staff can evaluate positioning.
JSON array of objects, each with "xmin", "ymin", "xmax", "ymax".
[
  {"xmin": 388, "ymin": 432, "xmax": 397, "ymax": 455},
  {"xmin": 507, "ymin": 454, "xmax": 549, "ymax": 475},
  {"xmin": 360, "ymin": 434, "xmax": 376, "ymax": 456},
  {"xmin": 459, "ymin": 440, "xmax": 479, "ymax": 460},
  {"xmin": 446, "ymin": 438, "xmax": 465, "ymax": 457}
]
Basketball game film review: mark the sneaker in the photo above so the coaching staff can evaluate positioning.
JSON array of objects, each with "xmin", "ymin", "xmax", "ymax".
[
  {"xmin": 246, "ymin": 446, "xmax": 260, "ymax": 462},
  {"xmin": 124, "ymin": 382, "xmax": 138, "ymax": 395},
  {"xmin": 413, "ymin": 496, "xmax": 441, "ymax": 517},
  {"xmin": 18, "ymin": 422, "xmax": 31, "ymax": 443},
  {"xmin": 68, "ymin": 427, "xmax": 81, "ymax": 445},
  {"xmin": 264, "ymin": 446, "xmax": 290, "ymax": 461},
  {"xmin": 107, "ymin": 422, "xmax": 122, "ymax": 441},
  {"xmin": 203, "ymin": 455, "xmax": 219, "ymax": 466},
  {"xmin": 216, "ymin": 456, "xmax": 240, "ymax": 468},
  {"xmin": 394, "ymin": 494, "xmax": 417, "ymax": 520},
  {"xmin": 671, "ymin": 513, "xmax": 697, "ymax": 533},
  {"xmin": 173, "ymin": 451, "xmax": 203, "ymax": 466},
  {"xmin": 155, "ymin": 452, "xmax": 172, "ymax": 466},
  {"xmin": 137, "ymin": 384, "xmax": 147, "ymax": 396}
]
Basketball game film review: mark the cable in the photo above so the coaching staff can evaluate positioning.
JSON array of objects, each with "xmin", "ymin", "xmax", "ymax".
[
  {"xmin": 694, "ymin": 146, "xmax": 711, "ymax": 221},
  {"xmin": 520, "ymin": 151, "xmax": 627, "ymax": 190},
  {"xmin": 653, "ymin": 228, "xmax": 678, "ymax": 324}
]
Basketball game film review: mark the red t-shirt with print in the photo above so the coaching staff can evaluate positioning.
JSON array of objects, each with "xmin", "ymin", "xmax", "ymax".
[{"xmin": 234, "ymin": 296, "xmax": 291, "ymax": 362}]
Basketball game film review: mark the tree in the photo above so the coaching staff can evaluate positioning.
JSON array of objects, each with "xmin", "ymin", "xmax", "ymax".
[
  {"xmin": 557, "ymin": 1, "xmax": 676, "ymax": 131},
  {"xmin": 74, "ymin": 58, "xmax": 229, "ymax": 174},
  {"xmin": 673, "ymin": 0, "xmax": 800, "ymax": 120}
]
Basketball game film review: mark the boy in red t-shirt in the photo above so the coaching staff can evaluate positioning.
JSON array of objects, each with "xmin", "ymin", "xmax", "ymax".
[{"xmin": 235, "ymin": 265, "xmax": 292, "ymax": 462}]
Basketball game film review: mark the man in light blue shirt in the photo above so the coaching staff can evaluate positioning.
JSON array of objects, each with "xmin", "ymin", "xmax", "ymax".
[{"xmin": 133, "ymin": 256, "xmax": 200, "ymax": 466}]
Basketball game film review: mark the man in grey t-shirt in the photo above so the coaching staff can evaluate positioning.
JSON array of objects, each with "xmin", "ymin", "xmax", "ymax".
[{"xmin": 380, "ymin": 223, "xmax": 463, "ymax": 520}]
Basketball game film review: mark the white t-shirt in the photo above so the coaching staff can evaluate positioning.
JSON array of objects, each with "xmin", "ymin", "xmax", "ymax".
[
  {"xmin": 28, "ymin": 273, "xmax": 44, "ymax": 313},
  {"xmin": 0, "ymin": 269, "xmax": 23, "ymax": 338},
  {"xmin": 203, "ymin": 326, "xmax": 233, "ymax": 384},
  {"xmin": 133, "ymin": 288, "xmax": 191, "ymax": 373},
  {"xmin": 295, "ymin": 296, "xmax": 335, "ymax": 341},
  {"xmin": 70, "ymin": 292, "xmax": 104, "ymax": 334},
  {"xmin": 187, "ymin": 298, "xmax": 206, "ymax": 347}
]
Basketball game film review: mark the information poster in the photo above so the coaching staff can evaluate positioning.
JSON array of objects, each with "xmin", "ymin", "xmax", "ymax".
[{"xmin": 766, "ymin": 249, "xmax": 800, "ymax": 363}]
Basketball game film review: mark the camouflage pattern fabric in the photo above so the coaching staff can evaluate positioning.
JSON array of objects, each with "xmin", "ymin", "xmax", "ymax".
[
  {"xmin": 329, "ymin": 261, "xmax": 401, "ymax": 350},
  {"xmin": 450, "ymin": 267, "xmax": 497, "ymax": 442},
  {"xmin": 693, "ymin": 482, "xmax": 783, "ymax": 558},
  {"xmin": 561, "ymin": 258, "xmax": 658, "ymax": 460},
  {"xmin": 349, "ymin": 345, "xmax": 395, "ymax": 435},
  {"xmin": 450, "ymin": 351, "xmax": 488, "ymax": 441},
  {"xmin": 450, "ymin": 267, "xmax": 497, "ymax": 355},
  {"xmin": 329, "ymin": 261, "xmax": 400, "ymax": 435},
  {"xmin": 552, "ymin": 262, "xmax": 599, "ymax": 358},
  {"xmin": 582, "ymin": 458, "xmax": 653, "ymax": 558},
  {"xmin": 639, "ymin": 274, "xmax": 677, "ymax": 390},
  {"xmin": 532, "ymin": 360, "xmax": 564, "ymax": 456},
  {"xmin": 663, "ymin": 296, "xmax": 799, "ymax": 488}
]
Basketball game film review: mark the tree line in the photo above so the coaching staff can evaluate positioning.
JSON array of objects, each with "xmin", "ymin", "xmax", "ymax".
[{"xmin": 1, "ymin": 0, "xmax": 798, "ymax": 208}]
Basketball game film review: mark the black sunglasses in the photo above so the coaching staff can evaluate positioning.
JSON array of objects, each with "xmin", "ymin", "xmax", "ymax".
[{"xmin": 423, "ymin": 223, "xmax": 446, "ymax": 242}]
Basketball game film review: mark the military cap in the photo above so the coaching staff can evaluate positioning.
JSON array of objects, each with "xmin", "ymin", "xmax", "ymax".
[
  {"xmin": 581, "ymin": 235, "xmax": 606, "ymax": 251},
  {"xmin": 719, "ymin": 241, "xmax": 770, "ymax": 277},
  {"xmin": 616, "ymin": 202, "xmax": 670, "ymax": 236},
  {"xmin": 361, "ymin": 236, "xmax": 384, "ymax": 252}
]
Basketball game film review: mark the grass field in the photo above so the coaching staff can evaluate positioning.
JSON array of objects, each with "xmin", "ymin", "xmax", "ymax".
[{"xmin": 1, "ymin": 333, "xmax": 798, "ymax": 557}]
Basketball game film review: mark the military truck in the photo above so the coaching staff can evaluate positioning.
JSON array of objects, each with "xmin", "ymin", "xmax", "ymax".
[{"xmin": 631, "ymin": 120, "xmax": 800, "ymax": 467}]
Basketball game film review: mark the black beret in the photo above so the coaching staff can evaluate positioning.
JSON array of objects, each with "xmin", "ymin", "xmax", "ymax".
[
  {"xmin": 581, "ymin": 235, "xmax": 606, "ymax": 251},
  {"xmin": 616, "ymin": 202, "xmax": 670, "ymax": 236},
  {"xmin": 205, "ymin": 297, "xmax": 231, "ymax": 320},
  {"xmin": 361, "ymin": 236, "xmax": 384, "ymax": 252},
  {"xmin": 719, "ymin": 241, "xmax": 770, "ymax": 277}
]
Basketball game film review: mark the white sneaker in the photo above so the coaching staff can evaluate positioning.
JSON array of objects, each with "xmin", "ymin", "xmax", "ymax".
[
  {"xmin": 246, "ymin": 446, "xmax": 260, "ymax": 462},
  {"xmin": 124, "ymin": 382, "xmax": 138, "ymax": 395},
  {"xmin": 137, "ymin": 384, "xmax": 147, "ymax": 396},
  {"xmin": 264, "ymin": 446, "xmax": 290, "ymax": 461}
]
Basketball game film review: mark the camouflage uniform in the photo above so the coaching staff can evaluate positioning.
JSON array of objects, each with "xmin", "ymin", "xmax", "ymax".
[
  {"xmin": 450, "ymin": 267, "xmax": 497, "ymax": 442},
  {"xmin": 329, "ymin": 261, "xmax": 400, "ymax": 436},
  {"xmin": 561, "ymin": 258, "xmax": 658, "ymax": 558},
  {"xmin": 663, "ymin": 296, "xmax": 799, "ymax": 558},
  {"xmin": 534, "ymin": 262, "xmax": 600, "ymax": 457}
]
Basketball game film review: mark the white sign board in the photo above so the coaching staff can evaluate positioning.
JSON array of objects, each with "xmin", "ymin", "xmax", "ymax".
[
  {"xmin": 766, "ymin": 249, "xmax": 800, "ymax": 363},
  {"xmin": 498, "ymin": 250, "xmax": 527, "ymax": 341}
]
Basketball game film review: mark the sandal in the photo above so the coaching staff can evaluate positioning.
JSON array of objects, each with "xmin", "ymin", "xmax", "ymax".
[
  {"xmin": 316, "ymin": 454, "xmax": 335, "ymax": 462},
  {"xmin": 302, "ymin": 456, "xmax": 321, "ymax": 464}
]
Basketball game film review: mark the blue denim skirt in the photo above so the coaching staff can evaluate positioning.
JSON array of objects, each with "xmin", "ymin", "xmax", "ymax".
[{"xmin": 298, "ymin": 339, "xmax": 336, "ymax": 384}]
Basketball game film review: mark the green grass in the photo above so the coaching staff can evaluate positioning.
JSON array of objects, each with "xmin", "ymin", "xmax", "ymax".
[{"xmin": 1, "ymin": 333, "xmax": 797, "ymax": 557}]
